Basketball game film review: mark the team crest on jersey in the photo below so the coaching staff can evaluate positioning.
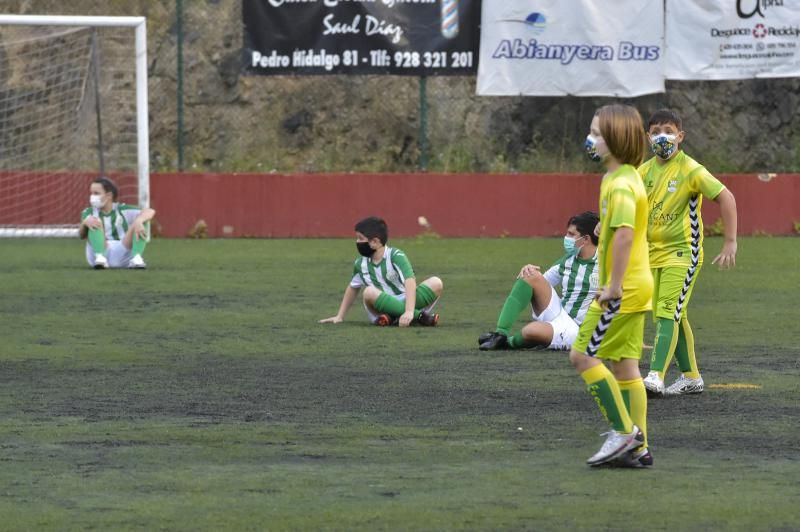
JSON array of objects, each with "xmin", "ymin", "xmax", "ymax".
[{"xmin": 667, "ymin": 179, "xmax": 678, "ymax": 193}]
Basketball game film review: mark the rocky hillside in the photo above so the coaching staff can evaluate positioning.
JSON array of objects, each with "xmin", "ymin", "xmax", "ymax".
[{"xmin": 1, "ymin": 0, "xmax": 798, "ymax": 173}]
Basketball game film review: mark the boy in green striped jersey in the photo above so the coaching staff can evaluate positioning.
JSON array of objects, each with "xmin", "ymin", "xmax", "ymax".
[
  {"xmin": 639, "ymin": 109, "xmax": 738, "ymax": 396},
  {"xmin": 479, "ymin": 212, "xmax": 599, "ymax": 351},
  {"xmin": 319, "ymin": 216, "xmax": 443, "ymax": 327},
  {"xmin": 79, "ymin": 177, "xmax": 155, "ymax": 269}
]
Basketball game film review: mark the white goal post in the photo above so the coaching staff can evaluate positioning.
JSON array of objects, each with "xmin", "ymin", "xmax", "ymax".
[{"xmin": 0, "ymin": 15, "xmax": 149, "ymax": 237}]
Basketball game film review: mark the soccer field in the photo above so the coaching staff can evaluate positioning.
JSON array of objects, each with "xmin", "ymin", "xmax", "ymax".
[{"xmin": 1, "ymin": 237, "xmax": 798, "ymax": 530}]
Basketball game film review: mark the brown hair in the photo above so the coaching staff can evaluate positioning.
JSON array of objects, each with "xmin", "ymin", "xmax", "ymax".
[
  {"xmin": 595, "ymin": 104, "xmax": 648, "ymax": 166},
  {"xmin": 647, "ymin": 108, "xmax": 683, "ymax": 131}
]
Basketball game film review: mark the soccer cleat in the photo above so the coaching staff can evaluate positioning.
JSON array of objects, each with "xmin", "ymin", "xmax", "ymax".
[
  {"xmin": 613, "ymin": 446, "xmax": 654, "ymax": 468},
  {"xmin": 375, "ymin": 314, "xmax": 395, "ymax": 326},
  {"xmin": 586, "ymin": 425, "xmax": 644, "ymax": 466},
  {"xmin": 93, "ymin": 254, "xmax": 108, "ymax": 269},
  {"xmin": 479, "ymin": 332, "xmax": 508, "ymax": 351},
  {"xmin": 128, "ymin": 254, "xmax": 147, "ymax": 269},
  {"xmin": 665, "ymin": 374, "xmax": 704, "ymax": 395},
  {"xmin": 417, "ymin": 309, "xmax": 439, "ymax": 327},
  {"xmin": 478, "ymin": 331, "xmax": 495, "ymax": 345},
  {"xmin": 643, "ymin": 371, "xmax": 665, "ymax": 396}
]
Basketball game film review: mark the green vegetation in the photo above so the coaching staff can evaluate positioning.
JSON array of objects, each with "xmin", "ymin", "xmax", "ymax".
[{"xmin": 1, "ymin": 238, "xmax": 798, "ymax": 530}]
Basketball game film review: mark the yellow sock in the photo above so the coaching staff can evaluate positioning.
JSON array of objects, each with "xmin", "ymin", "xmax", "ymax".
[
  {"xmin": 675, "ymin": 318, "xmax": 701, "ymax": 379},
  {"xmin": 580, "ymin": 364, "xmax": 633, "ymax": 433},
  {"xmin": 618, "ymin": 378, "xmax": 648, "ymax": 448}
]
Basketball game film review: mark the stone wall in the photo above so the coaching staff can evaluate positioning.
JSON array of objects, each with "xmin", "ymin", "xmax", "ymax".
[{"xmin": 1, "ymin": 0, "xmax": 797, "ymax": 173}]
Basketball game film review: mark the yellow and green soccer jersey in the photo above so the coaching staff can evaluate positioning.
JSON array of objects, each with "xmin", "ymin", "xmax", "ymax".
[
  {"xmin": 638, "ymin": 151, "xmax": 726, "ymax": 268},
  {"xmin": 595, "ymin": 164, "xmax": 653, "ymax": 314},
  {"xmin": 350, "ymin": 246, "xmax": 415, "ymax": 295},
  {"xmin": 80, "ymin": 203, "xmax": 141, "ymax": 241}
]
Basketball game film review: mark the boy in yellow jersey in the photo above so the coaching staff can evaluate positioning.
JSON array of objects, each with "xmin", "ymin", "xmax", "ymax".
[
  {"xmin": 639, "ymin": 109, "xmax": 738, "ymax": 396},
  {"xmin": 570, "ymin": 104, "xmax": 653, "ymax": 468}
]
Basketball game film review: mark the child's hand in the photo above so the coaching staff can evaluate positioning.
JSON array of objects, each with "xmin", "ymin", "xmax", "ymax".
[
  {"xmin": 517, "ymin": 264, "xmax": 540, "ymax": 278},
  {"xmin": 711, "ymin": 240, "xmax": 737, "ymax": 269},
  {"xmin": 83, "ymin": 216, "xmax": 102, "ymax": 229},
  {"xmin": 319, "ymin": 316, "xmax": 343, "ymax": 324},
  {"xmin": 596, "ymin": 285, "xmax": 622, "ymax": 305},
  {"xmin": 398, "ymin": 310, "xmax": 414, "ymax": 327}
]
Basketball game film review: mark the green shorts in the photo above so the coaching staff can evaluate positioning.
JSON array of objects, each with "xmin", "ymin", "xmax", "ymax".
[
  {"xmin": 652, "ymin": 266, "xmax": 700, "ymax": 320},
  {"xmin": 573, "ymin": 306, "xmax": 646, "ymax": 361}
]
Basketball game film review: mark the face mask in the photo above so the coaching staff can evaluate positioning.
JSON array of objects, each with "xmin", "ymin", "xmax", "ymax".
[
  {"xmin": 356, "ymin": 241, "xmax": 374, "ymax": 257},
  {"xmin": 563, "ymin": 236, "xmax": 584, "ymax": 255},
  {"xmin": 650, "ymin": 134, "xmax": 678, "ymax": 160},
  {"xmin": 584, "ymin": 135, "xmax": 603, "ymax": 162},
  {"xmin": 89, "ymin": 194, "xmax": 104, "ymax": 209}
]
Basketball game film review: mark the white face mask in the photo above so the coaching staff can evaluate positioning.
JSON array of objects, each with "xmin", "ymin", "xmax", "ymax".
[{"xmin": 89, "ymin": 194, "xmax": 104, "ymax": 209}]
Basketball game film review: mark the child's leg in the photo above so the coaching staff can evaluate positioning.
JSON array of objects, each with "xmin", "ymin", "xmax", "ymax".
[
  {"xmin": 414, "ymin": 277, "xmax": 442, "ymax": 309},
  {"xmin": 122, "ymin": 223, "xmax": 148, "ymax": 256},
  {"xmin": 88, "ymin": 227, "xmax": 106, "ymax": 255},
  {"xmin": 494, "ymin": 270, "xmax": 552, "ymax": 336},
  {"xmin": 674, "ymin": 317, "xmax": 701, "ymax": 379},
  {"xmin": 364, "ymin": 286, "xmax": 418, "ymax": 320},
  {"xmin": 648, "ymin": 266, "xmax": 700, "ymax": 379}
]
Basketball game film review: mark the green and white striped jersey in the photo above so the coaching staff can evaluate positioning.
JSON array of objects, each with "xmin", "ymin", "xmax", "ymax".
[
  {"xmin": 542, "ymin": 252, "xmax": 599, "ymax": 324},
  {"xmin": 350, "ymin": 246, "xmax": 415, "ymax": 295},
  {"xmin": 81, "ymin": 203, "xmax": 141, "ymax": 241}
]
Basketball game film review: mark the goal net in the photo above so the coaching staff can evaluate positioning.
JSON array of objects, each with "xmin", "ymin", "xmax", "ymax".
[{"xmin": 0, "ymin": 15, "xmax": 149, "ymax": 237}]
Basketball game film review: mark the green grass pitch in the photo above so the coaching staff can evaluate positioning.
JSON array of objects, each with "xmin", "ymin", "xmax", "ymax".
[{"xmin": 1, "ymin": 237, "xmax": 798, "ymax": 530}]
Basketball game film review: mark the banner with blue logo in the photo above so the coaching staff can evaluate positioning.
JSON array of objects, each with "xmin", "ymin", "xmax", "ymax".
[
  {"xmin": 665, "ymin": 0, "xmax": 800, "ymax": 79},
  {"xmin": 476, "ymin": 0, "xmax": 664, "ymax": 96}
]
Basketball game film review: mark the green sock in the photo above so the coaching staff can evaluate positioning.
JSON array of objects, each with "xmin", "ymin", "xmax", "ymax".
[
  {"xmin": 650, "ymin": 317, "xmax": 679, "ymax": 379},
  {"xmin": 415, "ymin": 284, "xmax": 437, "ymax": 308},
  {"xmin": 88, "ymin": 228, "xmax": 106, "ymax": 255},
  {"xmin": 495, "ymin": 279, "xmax": 533, "ymax": 336},
  {"xmin": 507, "ymin": 333, "xmax": 525, "ymax": 349},
  {"xmin": 131, "ymin": 233, "xmax": 147, "ymax": 256},
  {"xmin": 674, "ymin": 318, "xmax": 701, "ymax": 378},
  {"xmin": 375, "ymin": 292, "xmax": 420, "ymax": 319}
]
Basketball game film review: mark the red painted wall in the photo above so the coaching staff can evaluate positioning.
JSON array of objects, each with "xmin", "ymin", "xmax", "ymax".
[{"xmin": 150, "ymin": 173, "xmax": 800, "ymax": 238}]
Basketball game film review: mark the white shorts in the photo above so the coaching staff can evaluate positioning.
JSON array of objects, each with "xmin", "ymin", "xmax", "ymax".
[
  {"xmin": 531, "ymin": 286, "xmax": 580, "ymax": 350},
  {"xmin": 364, "ymin": 293, "xmax": 439, "ymax": 324},
  {"xmin": 85, "ymin": 241, "xmax": 133, "ymax": 268}
]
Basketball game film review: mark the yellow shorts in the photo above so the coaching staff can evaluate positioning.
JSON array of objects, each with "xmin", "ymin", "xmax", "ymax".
[
  {"xmin": 573, "ymin": 306, "xmax": 646, "ymax": 361},
  {"xmin": 652, "ymin": 266, "xmax": 700, "ymax": 321}
]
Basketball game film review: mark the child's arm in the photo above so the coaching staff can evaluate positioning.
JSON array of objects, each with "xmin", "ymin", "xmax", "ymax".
[
  {"xmin": 398, "ymin": 277, "xmax": 417, "ymax": 327},
  {"xmin": 319, "ymin": 285, "xmax": 360, "ymax": 323},
  {"xmin": 711, "ymin": 188, "xmax": 737, "ymax": 269},
  {"xmin": 597, "ymin": 226, "xmax": 633, "ymax": 304}
]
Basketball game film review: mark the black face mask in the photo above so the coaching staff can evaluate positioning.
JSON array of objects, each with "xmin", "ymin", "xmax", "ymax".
[{"xmin": 356, "ymin": 241, "xmax": 374, "ymax": 257}]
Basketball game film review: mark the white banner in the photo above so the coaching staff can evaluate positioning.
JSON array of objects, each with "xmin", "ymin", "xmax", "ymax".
[
  {"xmin": 476, "ymin": 0, "xmax": 664, "ymax": 97},
  {"xmin": 666, "ymin": 0, "xmax": 800, "ymax": 80}
]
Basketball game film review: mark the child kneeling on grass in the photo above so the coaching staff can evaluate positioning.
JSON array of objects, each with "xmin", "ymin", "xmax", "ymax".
[{"xmin": 319, "ymin": 216, "xmax": 443, "ymax": 327}]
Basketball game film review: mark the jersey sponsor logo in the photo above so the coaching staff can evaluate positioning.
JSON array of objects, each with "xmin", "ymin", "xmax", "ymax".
[{"xmin": 649, "ymin": 200, "xmax": 679, "ymax": 226}]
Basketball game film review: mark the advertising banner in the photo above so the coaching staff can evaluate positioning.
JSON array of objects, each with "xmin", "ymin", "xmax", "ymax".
[
  {"xmin": 666, "ymin": 0, "xmax": 800, "ymax": 79},
  {"xmin": 243, "ymin": 0, "xmax": 480, "ymax": 75},
  {"xmin": 476, "ymin": 0, "xmax": 664, "ymax": 96}
]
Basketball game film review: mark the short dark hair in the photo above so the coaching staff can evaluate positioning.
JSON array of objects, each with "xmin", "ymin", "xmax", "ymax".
[
  {"xmin": 568, "ymin": 211, "xmax": 600, "ymax": 246},
  {"xmin": 93, "ymin": 176, "xmax": 119, "ymax": 201},
  {"xmin": 354, "ymin": 216, "xmax": 388, "ymax": 245},
  {"xmin": 647, "ymin": 108, "xmax": 682, "ymax": 131}
]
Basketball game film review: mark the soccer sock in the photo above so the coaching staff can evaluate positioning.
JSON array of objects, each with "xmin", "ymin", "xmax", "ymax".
[
  {"xmin": 650, "ymin": 317, "xmax": 679, "ymax": 379},
  {"xmin": 495, "ymin": 279, "xmax": 533, "ymax": 336},
  {"xmin": 580, "ymin": 364, "xmax": 634, "ymax": 434},
  {"xmin": 131, "ymin": 233, "xmax": 147, "ymax": 257},
  {"xmin": 619, "ymin": 378, "xmax": 648, "ymax": 448},
  {"xmin": 375, "ymin": 292, "xmax": 419, "ymax": 319},
  {"xmin": 674, "ymin": 318, "xmax": 701, "ymax": 379},
  {"xmin": 88, "ymin": 228, "xmax": 106, "ymax": 255},
  {"xmin": 414, "ymin": 284, "xmax": 437, "ymax": 309},
  {"xmin": 507, "ymin": 333, "xmax": 526, "ymax": 349}
]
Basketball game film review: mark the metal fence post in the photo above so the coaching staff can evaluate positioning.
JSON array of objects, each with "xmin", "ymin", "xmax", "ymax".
[
  {"xmin": 418, "ymin": 75, "xmax": 429, "ymax": 171},
  {"xmin": 176, "ymin": 0, "xmax": 185, "ymax": 171}
]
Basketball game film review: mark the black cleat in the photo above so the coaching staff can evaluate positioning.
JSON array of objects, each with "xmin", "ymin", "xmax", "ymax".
[
  {"xmin": 417, "ymin": 309, "xmax": 439, "ymax": 326},
  {"xmin": 478, "ymin": 331, "xmax": 495, "ymax": 345},
  {"xmin": 479, "ymin": 332, "xmax": 509, "ymax": 351}
]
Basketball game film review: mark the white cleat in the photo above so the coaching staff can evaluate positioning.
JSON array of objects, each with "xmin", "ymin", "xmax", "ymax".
[
  {"xmin": 93, "ymin": 254, "xmax": 108, "ymax": 269},
  {"xmin": 128, "ymin": 254, "xmax": 147, "ymax": 269},
  {"xmin": 587, "ymin": 425, "xmax": 644, "ymax": 466},
  {"xmin": 643, "ymin": 371, "xmax": 665, "ymax": 396},
  {"xmin": 665, "ymin": 374, "xmax": 704, "ymax": 395}
]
